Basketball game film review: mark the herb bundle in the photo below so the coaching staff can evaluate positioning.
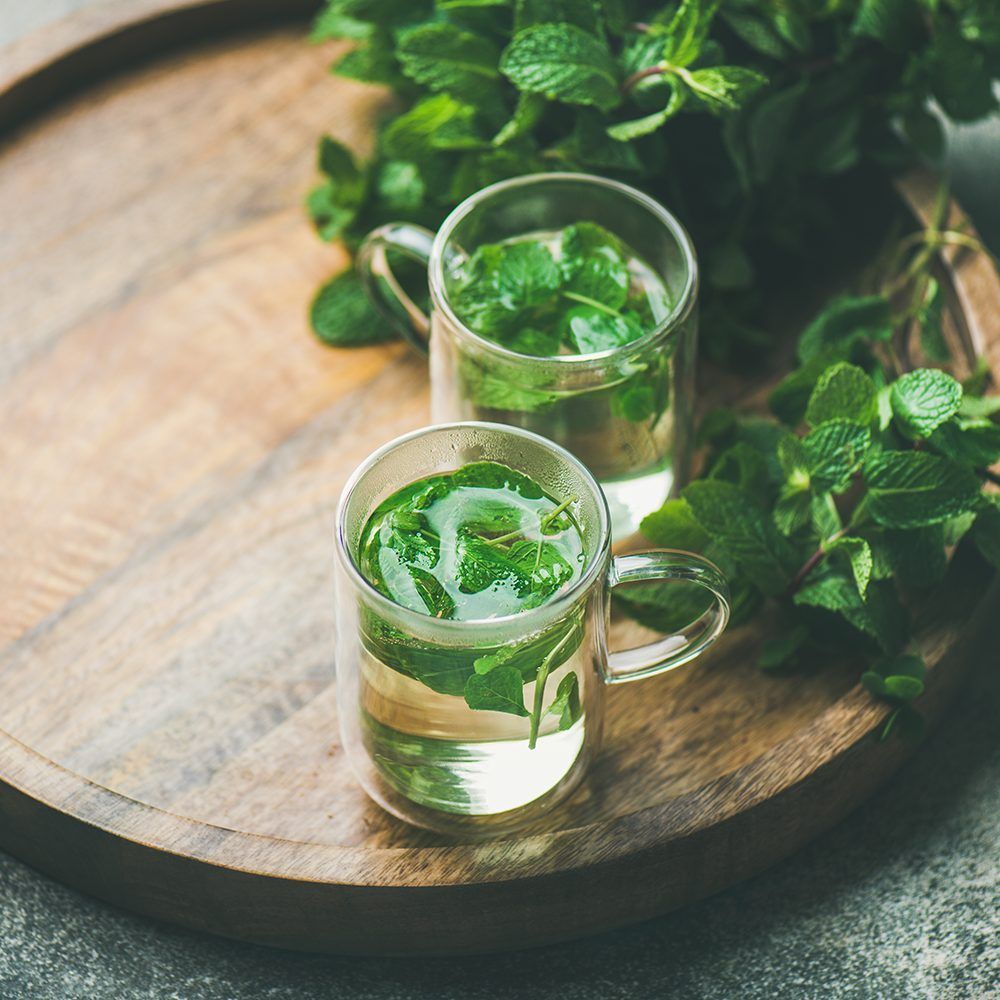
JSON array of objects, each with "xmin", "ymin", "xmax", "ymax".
[
  {"xmin": 306, "ymin": 0, "xmax": 1000, "ymax": 360},
  {"xmin": 308, "ymin": 0, "xmax": 1000, "ymax": 734}
]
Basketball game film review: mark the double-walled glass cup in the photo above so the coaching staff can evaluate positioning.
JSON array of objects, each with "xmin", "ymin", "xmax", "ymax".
[
  {"xmin": 357, "ymin": 173, "xmax": 699, "ymax": 541},
  {"xmin": 335, "ymin": 423, "xmax": 728, "ymax": 838}
]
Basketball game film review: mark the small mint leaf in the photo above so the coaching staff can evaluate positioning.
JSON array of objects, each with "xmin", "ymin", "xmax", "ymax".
[
  {"xmin": 802, "ymin": 419, "xmax": 871, "ymax": 493},
  {"xmin": 500, "ymin": 24, "xmax": 621, "ymax": 112},
  {"xmin": 685, "ymin": 66, "xmax": 767, "ymax": 114},
  {"xmin": 826, "ymin": 535, "xmax": 873, "ymax": 598},
  {"xmin": 890, "ymin": 368, "xmax": 963, "ymax": 438},
  {"xmin": 806, "ymin": 362, "xmax": 878, "ymax": 427}
]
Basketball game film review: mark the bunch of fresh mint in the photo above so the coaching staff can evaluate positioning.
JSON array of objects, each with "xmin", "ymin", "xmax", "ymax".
[
  {"xmin": 619, "ymin": 216, "xmax": 1000, "ymax": 738},
  {"xmin": 306, "ymin": 0, "xmax": 1000, "ymax": 359}
]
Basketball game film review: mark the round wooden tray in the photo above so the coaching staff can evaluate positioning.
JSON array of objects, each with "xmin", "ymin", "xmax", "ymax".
[{"xmin": 1, "ymin": 0, "xmax": 999, "ymax": 957}]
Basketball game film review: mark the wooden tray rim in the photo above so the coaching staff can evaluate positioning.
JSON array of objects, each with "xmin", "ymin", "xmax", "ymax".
[{"xmin": 1, "ymin": 0, "xmax": 998, "ymax": 895}]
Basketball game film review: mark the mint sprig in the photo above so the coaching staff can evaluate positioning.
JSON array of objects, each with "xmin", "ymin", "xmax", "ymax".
[{"xmin": 640, "ymin": 221, "xmax": 1000, "ymax": 737}]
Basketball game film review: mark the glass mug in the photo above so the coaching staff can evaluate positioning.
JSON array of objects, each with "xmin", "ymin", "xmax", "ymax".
[
  {"xmin": 357, "ymin": 173, "xmax": 699, "ymax": 541},
  {"xmin": 334, "ymin": 422, "xmax": 729, "ymax": 838}
]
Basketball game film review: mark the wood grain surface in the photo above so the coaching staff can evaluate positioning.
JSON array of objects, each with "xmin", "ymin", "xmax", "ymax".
[{"xmin": 0, "ymin": 0, "xmax": 997, "ymax": 956}]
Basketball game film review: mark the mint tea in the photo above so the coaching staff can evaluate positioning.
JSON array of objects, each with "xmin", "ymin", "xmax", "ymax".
[
  {"xmin": 433, "ymin": 220, "xmax": 694, "ymax": 538},
  {"xmin": 355, "ymin": 461, "xmax": 594, "ymax": 816}
]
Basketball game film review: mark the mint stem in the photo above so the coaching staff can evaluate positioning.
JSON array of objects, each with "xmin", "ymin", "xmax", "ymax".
[
  {"xmin": 785, "ymin": 527, "xmax": 848, "ymax": 598},
  {"xmin": 560, "ymin": 290, "xmax": 623, "ymax": 318},
  {"xmin": 485, "ymin": 495, "xmax": 577, "ymax": 547},
  {"xmin": 527, "ymin": 629, "xmax": 576, "ymax": 749}
]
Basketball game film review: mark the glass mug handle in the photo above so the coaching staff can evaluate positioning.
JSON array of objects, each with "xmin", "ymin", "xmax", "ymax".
[
  {"xmin": 356, "ymin": 223, "xmax": 435, "ymax": 353},
  {"xmin": 605, "ymin": 550, "xmax": 730, "ymax": 684}
]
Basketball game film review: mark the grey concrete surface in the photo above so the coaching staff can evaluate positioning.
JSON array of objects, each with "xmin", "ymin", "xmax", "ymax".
[{"xmin": 0, "ymin": 4, "xmax": 998, "ymax": 998}]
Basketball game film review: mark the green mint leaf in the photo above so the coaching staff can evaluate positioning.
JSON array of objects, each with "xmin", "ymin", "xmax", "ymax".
[
  {"xmin": 916, "ymin": 277, "xmax": 949, "ymax": 360},
  {"xmin": 311, "ymin": 6, "xmax": 371, "ymax": 42},
  {"xmin": 890, "ymin": 368, "xmax": 963, "ymax": 438},
  {"xmin": 928, "ymin": 417, "xmax": 1000, "ymax": 467},
  {"xmin": 864, "ymin": 451, "xmax": 982, "ymax": 528},
  {"xmin": 464, "ymin": 665, "xmax": 529, "ymax": 716},
  {"xmin": 504, "ymin": 326, "xmax": 563, "ymax": 357},
  {"xmin": 612, "ymin": 381, "xmax": 656, "ymax": 422},
  {"xmin": 332, "ymin": 34, "xmax": 400, "ymax": 85},
  {"xmin": 825, "ymin": 536, "xmax": 873, "ymax": 598},
  {"xmin": 500, "ymin": 24, "xmax": 621, "ymax": 112},
  {"xmin": 683, "ymin": 479, "xmax": 793, "ymax": 595},
  {"xmin": 959, "ymin": 394, "xmax": 1000, "ymax": 419},
  {"xmin": 796, "ymin": 570, "xmax": 907, "ymax": 653},
  {"xmin": 561, "ymin": 253, "xmax": 630, "ymax": 310},
  {"xmin": 861, "ymin": 671, "xmax": 886, "ymax": 696},
  {"xmin": 883, "ymin": 674, "xmax": 924, "ymax": 700},
  {"xmin": 310, "ymin": 271, "xmax": 393, "ymax": 347},
  {"xmin": 971, "ymin": 496, "xmax": 1000, "ymax": 569},
  {"xmin": 396, "ymin": 23, "xmax": 500, "ymax": 98},
  {"xmin": 758, "ymin": 624, "xmax": 810, "ymax": 672},
  {"xmin": 514, "ymin": 0, "xmax": 601, "ymax": 33},
  {"xmin": 802, "ymin": 419, "xmax": 871, "ymax": 493},
  {"xmin": 719, "ymin": 9, "xmax": 787, "ymax": 59},
  {"xmin": 927, "ymin": 25, "xmax": 999, "ymax": 123},
  {"xmin": 317, "ymin": 135, "xmax": 366, "ymax": 205},
  {"xmin": 664, "ymin": 0, "xmax": 721, "ymax": 68},
  {"xmin": 493, "ymin": 91, "xmax": 547, "ymax": 146},
  {"xmin": 684, "ymin": 66, "xmax": 767, "ymax": 115},
  {"xmin": 562, "ymin": 306, "xmax": 643, "ymax": 353},
  {"xmin": 777, "ymin": 434, "xmax": 809, "ymax": 481},
  {"xmin": 797, "ymin": 295, "xmax": 892, "ymax": 364},
  {"xmin": 641, "ymin": 498, "xmax": 711, "ymax": 550},
  {"xmin": 381, "ymin": 95, "xmax": 481, "ymax": 160},
  {"xmin": 306, "ymin": 183, "xmax": 355, "ymax": 242},
  {"xmin": 811, "ymin": 494, "xmax": 843, "ymax": 539},
  {"xmin": 805, "ymin": 362, "xmax": 877, "ymax": 427},
  {"xmin": 607, "ymin": 78, "xmax": 685, "ymax": 141},
  {"xmin": 943, "ymin": 510, "xmax": 977, "ymax": 548},
  {"xmin": 851, "ymin": 0, "xmax": 919, "ymax": 52},
  {"xmin": 773, "ymin": 484, "xmax": 811, "ymax": 536},
  {"xmin": 545, "ymin": 672, "xmax": 582, "ymax": 731},
  {"xmin": 374, "ymin": 160, "xmax": 425, "ymax": 211},
  {"xmin": 472, "ymin": 647, "xmax": 514, "ymax": 675},
  {"xmin": 496, "ymin": 242, "xmax": 561, "ymax": 310}
]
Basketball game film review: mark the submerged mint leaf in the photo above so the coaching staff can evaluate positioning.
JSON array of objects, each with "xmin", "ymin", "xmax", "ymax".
[
  {"xmin": 864, "ymin": 451, "xmax": 981, "ymax": 528},
  {"xmin": 464, "ymin": 665, "xmax": 529, "ymax": 716},
  {"xmin": 562, "ymin": 306, "xmax": 643, "ymax": 353},
  {"xmin": 497, "ymin": 242, "xmax": 561, "ymax": 310},
  {"xmin": 890, "ymin": 368, "xmax": 963, "ymax": 438},
  {"xmin": 545, "ymin": 672, "xmax": 581, "ymax": 731},
  {"xmin": 500, "ymin": 24, "xmax": 621, "ymax": 111}
]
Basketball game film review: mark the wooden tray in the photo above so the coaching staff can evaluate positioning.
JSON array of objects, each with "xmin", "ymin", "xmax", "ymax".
[{"xmin": 1, "ymin": 0, "xmax": 998, "ymax": 957}]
